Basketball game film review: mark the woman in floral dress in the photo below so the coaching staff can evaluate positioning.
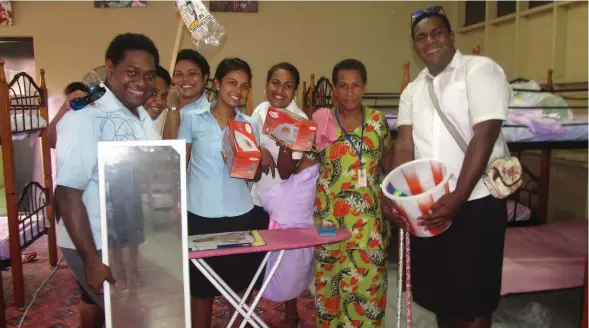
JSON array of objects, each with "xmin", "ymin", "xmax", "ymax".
[{"xmin": 299, "ymin": 59, "xmax": 394, "ymax": 327}]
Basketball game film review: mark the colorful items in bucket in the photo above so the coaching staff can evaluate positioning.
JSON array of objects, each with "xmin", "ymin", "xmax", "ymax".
[
  {"xmin": 175, "ymin": 0, "xmax": 227, "ymax": 57},
  {"xmin": 222, "ymin": 120, "xmax": 261, "ymax": 179},
  {"xmin": 263, "ymin": 107, "xmax": 317, "ymax": 151},
  {"xmin": 386, "ymin": 184, "xmax": 408, "ymax": 197},
  {"xmin": 381, "ymin": 159, "xmax": 453, "ymax": 238}
]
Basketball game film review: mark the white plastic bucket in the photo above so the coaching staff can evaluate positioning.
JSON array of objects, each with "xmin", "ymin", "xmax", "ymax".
[{"xmin": 381, "ymin": 158, "xmax": 453, "ymax": 237}]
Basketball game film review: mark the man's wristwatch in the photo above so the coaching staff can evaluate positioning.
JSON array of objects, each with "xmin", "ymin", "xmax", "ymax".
[{"xmin": 169, "ymin": 106, "xmax": 178, "ymax": 111}]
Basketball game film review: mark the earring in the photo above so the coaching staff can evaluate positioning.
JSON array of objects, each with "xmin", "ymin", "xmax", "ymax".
[{"xmin": 263, "ymin": 89, "xmax": 267, "ymax": 96}]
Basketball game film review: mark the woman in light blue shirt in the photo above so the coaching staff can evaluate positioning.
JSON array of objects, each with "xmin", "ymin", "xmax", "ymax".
[
  {"xmin": 178, "ymin": 57, "xmax": 263, "ymax": 328},
  {"xmin": 163, "ymin": 49, "xmax": 212, "ymax": 139}
]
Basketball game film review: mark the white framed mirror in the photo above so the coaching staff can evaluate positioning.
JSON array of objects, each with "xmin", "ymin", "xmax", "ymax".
[{"xmin": 98, "ymin": 140, "xmax": 190, "ymax": 328}]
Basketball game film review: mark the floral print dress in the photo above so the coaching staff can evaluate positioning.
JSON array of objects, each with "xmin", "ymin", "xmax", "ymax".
[{"xmin": 307, "ymin": 107, "xmax": 393, "ymax": 328}]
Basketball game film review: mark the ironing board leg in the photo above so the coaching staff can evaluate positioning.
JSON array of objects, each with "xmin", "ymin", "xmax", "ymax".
[
  {"xmin": 191, "ymin": 258, "xmax": 267, "ymax": 328},
  {"xmin": 226, "ymin": 252, "xmax": 271, "ymax": 327},
  {"xmin": 237, "ymin": 250, "xmax": 285, "ymax": 328}
]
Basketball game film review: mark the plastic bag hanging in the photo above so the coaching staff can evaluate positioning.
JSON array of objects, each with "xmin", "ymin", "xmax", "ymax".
[{"xmin": 175, "ymin": 0, "xmax": 227, "ymax": 58}]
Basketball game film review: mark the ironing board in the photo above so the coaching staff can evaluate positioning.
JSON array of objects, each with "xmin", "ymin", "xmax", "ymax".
[{"xmin": 189, "ymin": 227, "xmax": 351, "ymax": 328}]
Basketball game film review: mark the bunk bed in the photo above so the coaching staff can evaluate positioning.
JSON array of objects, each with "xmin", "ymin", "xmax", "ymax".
[
  {"xmin": 0, "ymin": 59, "xmax": 57, "ymax": 306},
  {"xmin": 302, "ymin": 46, "xmax": 588, "ymax": 324}
]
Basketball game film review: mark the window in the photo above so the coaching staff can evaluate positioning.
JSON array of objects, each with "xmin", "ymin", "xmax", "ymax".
[
  {"xmin": 497, "ymin": 1, "xmax": 516, "ymax": 17},
  {"xmin": 465, "ymin": 1, "xmax": 486, "ymax": 26},
  {"xmin": 528, "ymin": 1, "xmax": 553, "ymax": 10}
]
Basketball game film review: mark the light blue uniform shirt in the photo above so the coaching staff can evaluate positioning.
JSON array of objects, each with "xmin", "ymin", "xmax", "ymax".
[
  {"xmin": 178, "ymin": 105, "xmax": 260, "ymax": 218},
  {"xmin": 55, "ymin": 84, "xmax": 160, "ymax": 250},
  {"xmin": 180, "ymin": 92, "xmax": 210, "ymax": 118}
]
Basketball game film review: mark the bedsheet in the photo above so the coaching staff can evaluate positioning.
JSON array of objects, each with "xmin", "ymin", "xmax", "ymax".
[
  {"xmin": 501, "ymin": 219, "xmax": 588, "ymax": 295},
  {"xmin": 11, "ymin": 110, "xmax": 47, "ymax": 133},
  {"xmin": 385, "ymin": 114, "xmax": 588, "ymax": 143},
  {"xmin": 0, "ymin": 214, "xmax": 49, "ymax": 260}
]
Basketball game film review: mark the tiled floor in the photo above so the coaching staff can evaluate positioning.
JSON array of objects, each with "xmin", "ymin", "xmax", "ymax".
[
  {"xmin": 384, "ymin": 265, "xmax": 583, "ymax": 328},
  {"xmin": 3, "ymin": 231, "xmax": 584, "ymax": 327}
]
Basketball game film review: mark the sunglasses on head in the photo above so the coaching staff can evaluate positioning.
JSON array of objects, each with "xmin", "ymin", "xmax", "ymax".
[
  {"xmin": 70, "ymin": 85, "xmax": 107, "ymax": 111},
  {"xmin": 411, "ymin": 6, "xmax": 446, "ymax": 25}
]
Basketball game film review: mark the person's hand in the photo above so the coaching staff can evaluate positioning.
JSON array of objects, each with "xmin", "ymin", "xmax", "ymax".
[
  {"xmin": 276, "ymin": 141, "xmax": 293, "ymax": 155},
  {"xmin": 84, "ymin": 260, "xmax": 115, "ymax": 293},
  {"xmin": 417, "ymin": 191, "xmax": 465, "ymax": 233},
  {"xmin": 260, "ymin": 147, "xmax": 276, "ymax": 178},
  {"xmin": 60, "ymin": 90, "xmax": 87, "ymax": 115},
  {"xmin": 380, "ymin": 193, "xmax": 411, "ymax": 231},
  {"xmin": 167, "ymin": 84, "xmax": 180, "ymax": 110}
]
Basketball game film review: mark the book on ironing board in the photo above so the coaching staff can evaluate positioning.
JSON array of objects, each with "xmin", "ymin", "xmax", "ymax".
[{"xmin": 188, "ymin": 230, "xmax": 266, "ymax": 251}]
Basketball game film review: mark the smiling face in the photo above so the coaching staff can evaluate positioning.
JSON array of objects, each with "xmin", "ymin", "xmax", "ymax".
[
  {"xmin": 266, "ymin": 68, "xmax": 296, "ymax": 109},
  {"xmin": 106, "ymin": 49, "xmax": 157, "ymax": 111},
  {"xmin": 144, "ymin": 76, "xmax": 169, "ymax": 120},
  {"xmin": 333, "ymin": 69, "xmax": 366, "ymax": 112},
  {"xmin": 173, "ymin": 59, "xmax": 207, "ymax": 101},
  {"xmin": 413, "ymin": 16, "xmax": 456, "ymax": 75},
  {"xmin": 214, "ymin": 69, "xmax": 250, "ymax": 109}
]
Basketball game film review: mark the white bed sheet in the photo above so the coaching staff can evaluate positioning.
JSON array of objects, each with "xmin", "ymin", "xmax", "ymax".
[
  {"xmin": 0, "ymin": 214, "xmax": 49, "ymax": 260},
  {"xmin": 11, "ymin": 109, "xmax": 47, "ymax": 133},
  {"xmin": 385, "ymin": 114, "xmax": 588, "ymax": 143}
]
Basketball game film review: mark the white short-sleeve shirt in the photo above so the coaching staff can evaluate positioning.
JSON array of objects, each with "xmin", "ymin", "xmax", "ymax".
[
  {"xmin": 55, "ymin": 84, "xmax": 160, "ymax": 250},
  {"xmin": 397, "ymin": 50, "xmax": 511, "ymax": 201},
  {"xmin": 250, "ymin": 100, "xmax": 308, "ymax": 207}
]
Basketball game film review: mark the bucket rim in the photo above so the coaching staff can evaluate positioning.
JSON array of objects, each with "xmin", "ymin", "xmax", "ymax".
[{"xmin": 380, "ymin": 158, "xmax": 453, "ymax": 202}]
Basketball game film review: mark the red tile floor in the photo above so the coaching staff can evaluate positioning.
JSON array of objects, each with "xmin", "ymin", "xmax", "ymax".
[{"xmin": 2, "ymin": 235, "xmax": 317, "ymax": 327}]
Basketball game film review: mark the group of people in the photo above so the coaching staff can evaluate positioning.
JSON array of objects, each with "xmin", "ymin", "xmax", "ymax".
[{"xmin": 53, "ymin": 6, "xmax": 510, "ymax": 328}]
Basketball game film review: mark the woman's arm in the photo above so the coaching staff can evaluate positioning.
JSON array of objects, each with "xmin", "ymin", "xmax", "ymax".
[
  {"xmin": 49, "ymin": 90, "xmax": 87, "ymax": 149},
  {"xmin": 163, "ymin": 109, "xmax": 181, "ymax": 140},
  {"xmin": 163, "ymin": 86, "xmax": 181, "ymax": 140},
  {"xmin": 294, "ymin": 152, "xmax": 319, "ymax": 174},
  {"xmin": 276, "ymin": 144, "xmax": 299, "ymax": 179}
]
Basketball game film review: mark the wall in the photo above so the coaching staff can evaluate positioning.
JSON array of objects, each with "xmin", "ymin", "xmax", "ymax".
[
  {"xmin": 0, "ymin": 1, "xmax": 452, "ymax": 113},
  {"xmin": 0, "ymin": 1, "xmax": 454, "ymax": 192}
]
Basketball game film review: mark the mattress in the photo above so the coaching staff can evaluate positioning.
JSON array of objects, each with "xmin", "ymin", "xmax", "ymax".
[
  {"xmin": 11, "ymin": 109, "xmax": 47, "ymax": 133},
  {"xmin": 0, "ymin": 214, "xmax": 49, "ymax": 260},
  {"xmin": 501, "ymin": 219, "xmax": 588, "ymax": 295},
  {"xmin": 385, "ymin": 114, "xmax": 588, "ymax": 143}
]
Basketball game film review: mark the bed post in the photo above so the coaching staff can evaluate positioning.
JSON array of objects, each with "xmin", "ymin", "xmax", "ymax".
[
  {"xmin": 472, "ymin": 45, "xmax": 481, "ymax": 55},
  {"xmin": 583, "ymin": 260, "xmax": 588, "ymax": 328},
  {"xmin": 0, "ymin": 61, "xmax": 6, "ymax": 328},
  {"xmin": 0, "ymin": 60, "xmax": 25, "ymax": 305},
  {"xmin": 38, "ymin": 69, "xmax": 57, "ymax": 267},
  {"xmin": 401, "ymin": 60, "xmax": 410, "ymax": 92},
  {"xmin": 542, "ymin": 69, "xmax": 554, "ymax": 92},
  {"xmin": 302, "ymin": 81, "xmax": 307, "ymax": 113},
  {"xmin": 308, "ymin": 73, "xmax": 316, "ymax": 117}
]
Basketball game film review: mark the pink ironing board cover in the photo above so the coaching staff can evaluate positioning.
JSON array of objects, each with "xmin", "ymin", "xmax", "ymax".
[{"xmin": 189, "ymin": 227, "xmax": 351, "ymax": 260}]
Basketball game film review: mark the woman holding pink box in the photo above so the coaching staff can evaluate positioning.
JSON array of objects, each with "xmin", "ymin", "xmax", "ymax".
[{"xmin": 250, "ymin": 62, "xmax": 313, "ymax": 328}]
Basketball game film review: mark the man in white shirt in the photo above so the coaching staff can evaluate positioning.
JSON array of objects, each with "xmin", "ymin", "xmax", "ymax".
[
  {"xmin": 382, "ymin": 7, "xmax": 509, "ymax": 328},
  {"xmin": 55, "ymin": 33, "xmax": 161, "ymax": 328}
]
